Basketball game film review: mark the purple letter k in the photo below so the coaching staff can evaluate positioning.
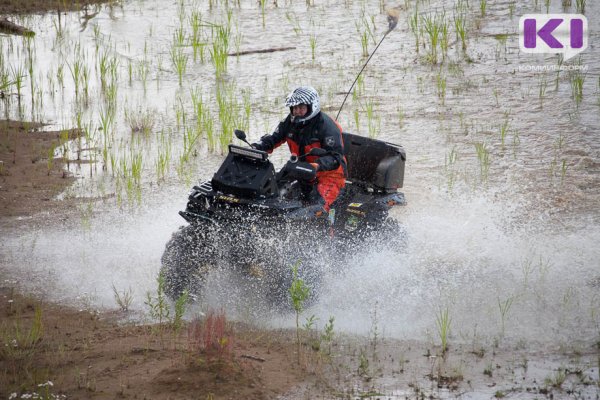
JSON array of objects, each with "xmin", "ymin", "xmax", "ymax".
[{"xmin": 524, "ymin": 18, "xmax": 563, "ymax": 49}]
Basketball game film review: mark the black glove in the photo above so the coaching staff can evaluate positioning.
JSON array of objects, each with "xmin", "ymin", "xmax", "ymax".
[
  {"xmin": 251, "ymin": 142, "xmax": 263, "ymax": 151},
  {"xmin": 287, "ymin": 161, "xmax": 317, "ymax": 181}
]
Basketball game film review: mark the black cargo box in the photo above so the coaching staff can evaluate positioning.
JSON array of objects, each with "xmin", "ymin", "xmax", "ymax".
[{"xmin": 342, "ymin": 133, "xmax": 406, "ymax": 192}]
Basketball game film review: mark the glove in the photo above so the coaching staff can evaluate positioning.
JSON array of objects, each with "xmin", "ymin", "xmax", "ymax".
[
  {"xmin": 251, "ymin": 142, "xmax": 262, "ymax": 150},
  {"xmin": 288, "ymin": 161, "xmax": 317, "ymax": 181}
]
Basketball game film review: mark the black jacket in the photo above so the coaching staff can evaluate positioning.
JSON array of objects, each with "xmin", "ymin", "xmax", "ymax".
[{"xmin": 255, "ymin": 112, "xmax": 346, "ymax": 173}]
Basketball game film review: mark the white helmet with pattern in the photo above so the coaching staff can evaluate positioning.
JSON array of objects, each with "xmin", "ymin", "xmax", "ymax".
[{"xmin": 285, "ymin": 86, "xmax": 320, "ymax": 126}]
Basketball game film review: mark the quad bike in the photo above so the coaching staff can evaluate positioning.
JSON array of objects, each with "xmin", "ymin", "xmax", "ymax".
[{"xmin": 160, "ymin": 130, "xmax": 406, "ymax": 303}]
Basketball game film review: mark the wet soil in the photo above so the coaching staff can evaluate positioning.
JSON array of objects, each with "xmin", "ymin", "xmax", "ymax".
[
  {"xmin": 0, "ymin": 120, "xmax": 82, "ymax": 226},
  {"xmin": 0, "ymin": 0, "xmax": 113, "ymax": 15},
  {"xmin": 0, "ymin": 287, "xmax": 307, "ymax": 400}
]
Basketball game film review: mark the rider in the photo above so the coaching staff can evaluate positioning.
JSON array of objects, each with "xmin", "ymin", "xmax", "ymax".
[{"xmin": 252, "ymin": 86, "xmax": 347, "ymax": 212}]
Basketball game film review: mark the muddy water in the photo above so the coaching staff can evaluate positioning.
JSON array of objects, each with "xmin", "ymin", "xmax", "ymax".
[{"xmin": 1, "ymin": 0, "xmax": 599, "ymax": 356}]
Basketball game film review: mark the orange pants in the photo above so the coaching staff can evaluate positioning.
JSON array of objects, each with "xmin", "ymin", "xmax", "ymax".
[{"xmin": 316, "ymin": 174, "xmax": 346, "ymax": 211}]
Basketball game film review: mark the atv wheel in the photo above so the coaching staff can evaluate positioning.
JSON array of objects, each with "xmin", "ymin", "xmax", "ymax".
[{"xmin": 160, "ymin": 225, "xmax": 217, "ymax": 301}]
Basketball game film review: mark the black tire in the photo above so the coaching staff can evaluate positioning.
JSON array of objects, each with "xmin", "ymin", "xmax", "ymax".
[{"xmin": 160, "ymin": 224, "xmax": 217, "ymax": 301}]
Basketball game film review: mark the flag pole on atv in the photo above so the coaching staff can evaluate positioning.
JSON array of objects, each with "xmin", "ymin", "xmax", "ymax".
[{"xmin": 335, "ymin": 9, "xmax": 399, "ymax": 121}]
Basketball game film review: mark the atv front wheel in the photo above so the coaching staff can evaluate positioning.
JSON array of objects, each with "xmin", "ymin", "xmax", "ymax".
[{"xmin": 160, "ymin": 224, "xmax": 217, "ymax": 301}]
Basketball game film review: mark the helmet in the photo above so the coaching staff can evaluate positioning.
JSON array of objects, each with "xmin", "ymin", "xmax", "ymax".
[{"xmin": 285, "ymin": 86, "xmax": 320, "ymax": 126}]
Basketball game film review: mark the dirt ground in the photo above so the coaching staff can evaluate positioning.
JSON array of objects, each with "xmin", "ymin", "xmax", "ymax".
[
  {"xmin": 0, "ymin": 287, "xmax": 311, "ymax": 400},
  {"xmin": 0, "ymin": 0, "xmax": 114, "ymax": 15},
  {"xmin": 0, "ymin": 120, "xmax": 81, "ymax": 221}
]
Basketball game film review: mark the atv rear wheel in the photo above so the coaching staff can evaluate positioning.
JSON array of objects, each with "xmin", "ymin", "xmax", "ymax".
[{"xmin": 160, "ymin": 224, "xmax": 217, "ymax": 301}]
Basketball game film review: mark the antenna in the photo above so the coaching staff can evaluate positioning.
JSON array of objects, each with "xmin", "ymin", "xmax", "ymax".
[{"xmin": 335, "ymin": 9, "xmax": 400, "ymax": 121}]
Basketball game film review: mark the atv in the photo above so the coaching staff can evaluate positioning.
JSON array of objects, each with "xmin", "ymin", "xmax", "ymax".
[{"xmin": 160, "ymin": 130, "xmax": 406, "ymax": 303}]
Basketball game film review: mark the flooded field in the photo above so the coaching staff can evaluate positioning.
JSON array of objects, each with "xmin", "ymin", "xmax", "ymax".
[{"xmin": 1, "ymin": 0, "xmax": 600, "ymax": 398}]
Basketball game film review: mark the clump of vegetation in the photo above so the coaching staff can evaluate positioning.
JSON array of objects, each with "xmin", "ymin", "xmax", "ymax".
[
  {"xmin": 435, "ymin": 306, "xmax": 451, "ymax": 354},
  {"xmin": 112, "ymin": 284, "xmax": 133, "ymax": 311},
  {"xmin": 187, "ymin": 309, "xmax": 234, "ymax": 366},
  {"xmin": 289, "ymin": 262, "xmax": 310, "ymax": 364}
]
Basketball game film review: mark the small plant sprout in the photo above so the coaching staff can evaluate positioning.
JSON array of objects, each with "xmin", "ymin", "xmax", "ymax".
[
  {"xmin": 436, "ymin": 71, "xmax": 447, "ymax": 104},
  {"xmin": 125, "ymin": 106, "xmax": 155, "ymax": 135},
  {"xmin": 259, "ymin": 0, "xmax": 267, "ymax": 27},
  {"xmin": 303, "ymin": 314, "xmax": 320, "ymax": 351},
  {"xmin": 309, "ymin": 34, "xmax": 317, "ymax": 62},
  {"xmin": 358, "ymin": 348, "xmax": 370, "ymax": 377},
  {"xmin": 422, "ymin": 12, "xmax": 444, "ymax": 64},
  {"xmin": 509, "ymin": 1, "xmax": 516, "ymax": 17},
  {"xmin": 145, "ymin": 271, "xmax": 171, "ymax": 327},
  {"xmin": 360, "ymin": 30, "xmax": 369, "ymax": 58},
  {"xmin": 210, "ymin": 23, "xmax": 231, "ymax": 78},
  {"xmin": 435, "ymin": 306, "xmax": 451, "ymax": 354},
  {"xmin": 454, "ymin": 13, "xmax": 467, "ymax": 52},
  {"xmin": 321, "ymin": 316, "xmax": 335, "ymax": 354},
  {"xmin": 569, "ymin": 69, "xmax": 585, "ymax": 107},
  {"xmin": 480, "ymin": 0, "xmax": 487, "ymax": 17},
  {"xmin": 545, "ymin": 367, "xmax": 567, "ymax": 388},
  {"xmin": 500, "ymin": 111, "xmax": 510, "ymax": 150},
  {"xmin": 171, "ymin": 46, "xmax": 188, "ymax": 86},
  {"xmin": 498, "ymin": 296, "xmax": 514, "ymax": 337},
  {"xmin": 112, "ymin": 285, "xmax": 134, "ymax": 311},
  {"xmin": 173, "ymin": 290, "xmax": 189, "ymax": 332},
  {"xmin": 10, "ymin": 64, "xmax": 26, "ymax": 100},
  {"xmin": 285, "ymin": 12, "xmax": 302, "ymax": 35},
  {"xmin": 289, "ymin": 262, "xmax": 310, "ymax": 364},
  {"xmin": 445, "ymin": 146, "xmax": 458, "ymax": 191},
  {"xmin": 474, "ymin": 142, "xmax": 490, "ymax": 183},
  {"xmin": 575, "ymin": 0, "xmax": 586, "ymax": 14}
]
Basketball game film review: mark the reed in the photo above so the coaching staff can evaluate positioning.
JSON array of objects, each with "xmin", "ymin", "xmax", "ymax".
[
  {"xmin": 440, "ymin": 17, "xmax": 449, "ymax": 61},
  {"xmin": 474, "ymin": 142, "xmax": 490, "ymax": 182},
  {"xmin": 360, "ymin": 30, "xmax": 369, "ymax": 58},
  {"xmin": 499, "ymin": 111, "xmax": 510, "ymax": 149},
  {"xmin": 454, "ymin": 13, "xmax": 467, "ymax": 52},
  {"xmin": 497, "ymin": 296, "xmax": 514, "ymax": 336},
  {"xmin": 435, "ymin": 306, "xmax": 451, "ymax": 354},
  {"xmin": 409, "ymin": 6, "xmax": 420, "ymax": 51},
  {"xmin": 436, "ymin": 71, "xmax": 446, "ymax": 104},
  {"xmin": 10, "ymin": 65, "xmax": 26, "ymax": 99},
  {"xmin": 310, "ymin": 35, "xmax": 317, "ymax": 62},
  {"xmin": 444, "ymin": 146, "xmax": 458, "ymax": 191},
  {"xmin": 285, "ymin": 12, "xmax": 302, "ymax": 35},
  {"xmin": 156, "ymin": 133, "xmax": 172, "ymax": 182},
  {"xmin": 189, "ymin": 10, "xmax": 206, "ymax": 62},
  {"xmin": 569, "ymin": 69, "xmax": 585, "ymax": 107},
  {"xmin": 112, "ymin": 285, "xmax": 133, "ymax": 312},
  {"xmin": 170, "ymin": 46, "xmax": 188, "ymax": 86},
  {"xmin": 422, "ymin": 13, "xmax": 444, "ymax": 64},
  {"xmin": 210, "ymin": 24, "xmax": 230, "ymax": 78},
  {"xmin": 289, "ymin": 262, "xmax": 310, "ymax": 365}
]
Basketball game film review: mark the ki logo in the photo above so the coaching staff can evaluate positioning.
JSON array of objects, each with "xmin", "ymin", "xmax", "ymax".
[{"xmin": 519, "ymin": 14, "xmax": 588, "ymax": 61}]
